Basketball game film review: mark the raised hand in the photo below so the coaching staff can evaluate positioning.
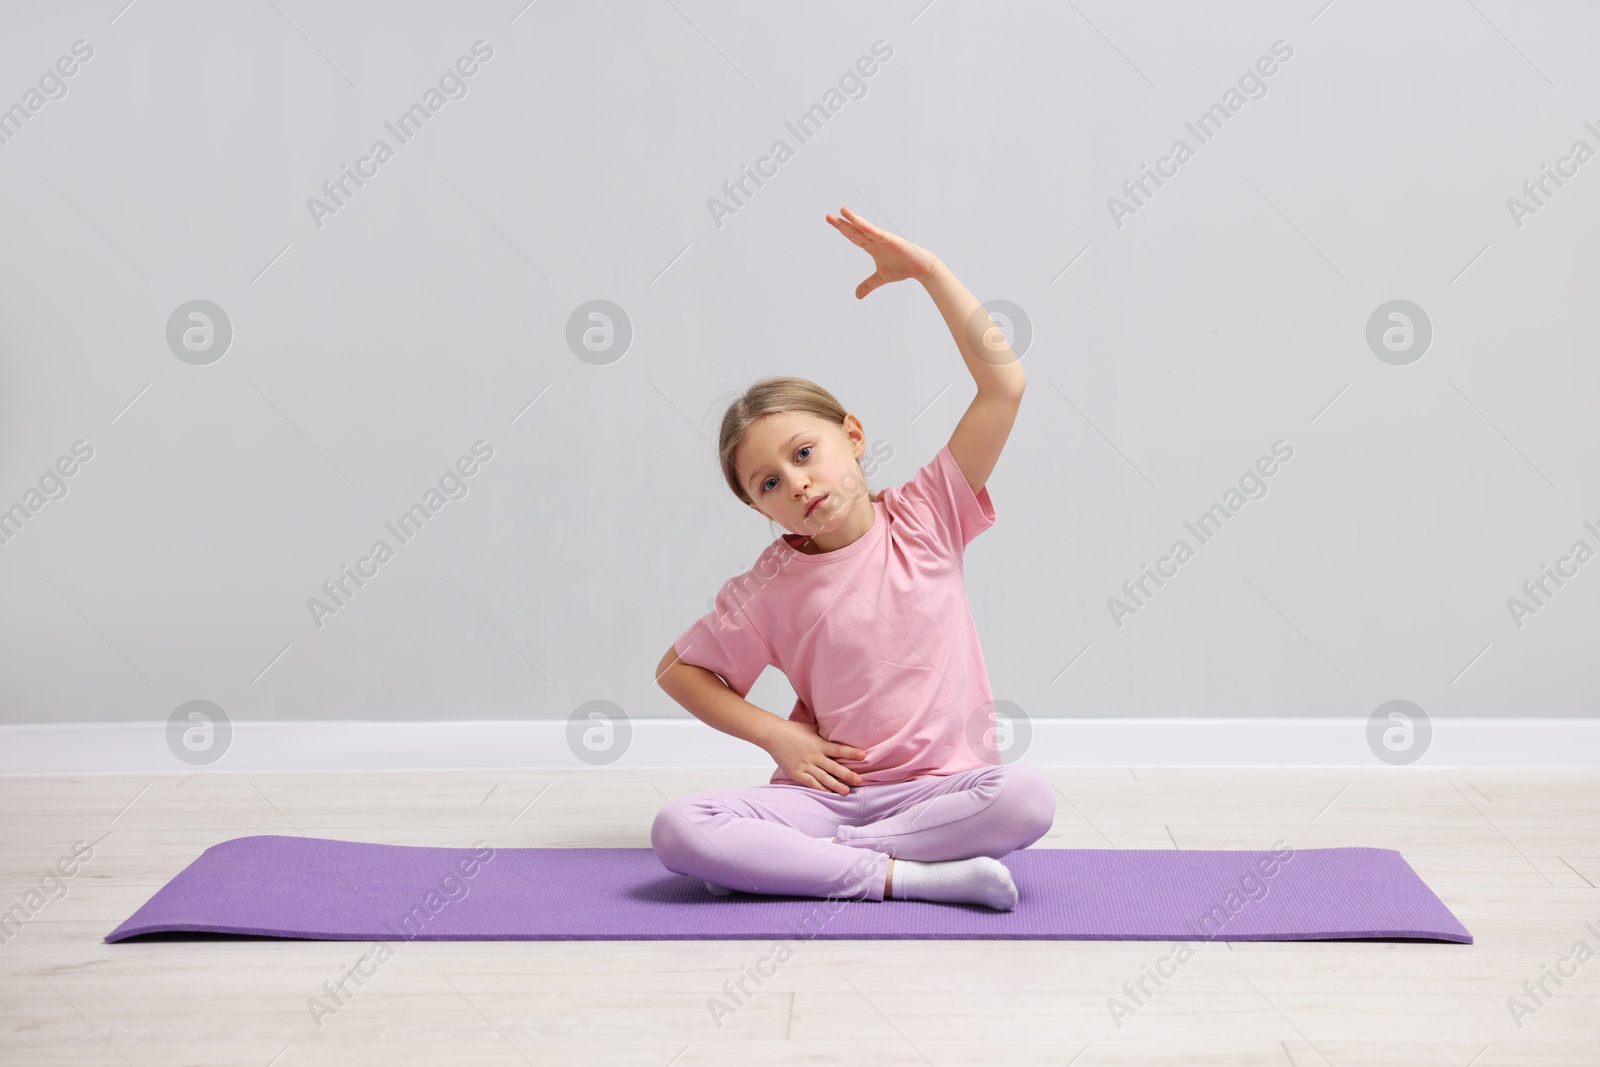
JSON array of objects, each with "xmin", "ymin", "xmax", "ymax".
[{"xmin": 825, "ymin": 206, "xmax": 940, "ymax": 300}]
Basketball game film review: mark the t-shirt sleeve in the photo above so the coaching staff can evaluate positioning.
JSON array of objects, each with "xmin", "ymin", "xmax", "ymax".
[
  {"xmin": 671, "ymin": 576, "xmax": 776, "ymax": 699},
  {"xmin": 887, "ymin": 443, "xmax": 997, "ymax": 557}
]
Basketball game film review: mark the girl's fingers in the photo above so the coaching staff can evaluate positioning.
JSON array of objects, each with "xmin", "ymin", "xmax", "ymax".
[
  {"xmin": 823, "ymin": 756, "xmax": 862, "ymax": 784},
  {"xmin": 842, "ymin": 208, "xmax": 889, "ymax": 241},
  {"xmin": 829, "ymin": 212, "xmax": 878, "ymax": 245},
  {"xmin": 829, "ymin": 213, "xmax": 908, "ymax": 268},
  {"xmin": 832, "ymin": 209, "xmax": 905, "ymax": 259},
  {"xmin": 813, "ymin": 767, "xmax": 848, "ymax": 794},
  {"xmin": 828, "ymin": 216, "xmax": 870, "ymax": 247}
]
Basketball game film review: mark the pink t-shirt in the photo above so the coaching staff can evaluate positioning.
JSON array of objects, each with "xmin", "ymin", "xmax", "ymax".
[{"xmin": 673, "ymin": 443, "xmax": 1000, "ymax": 786}]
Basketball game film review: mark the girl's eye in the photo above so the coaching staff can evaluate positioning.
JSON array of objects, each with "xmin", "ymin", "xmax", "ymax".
[{"xmin": 760, "ymin": 446, "xmax": 811, "ymax": 493}]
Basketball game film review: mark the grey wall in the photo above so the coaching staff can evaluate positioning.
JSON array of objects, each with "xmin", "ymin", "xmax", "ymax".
[{"xmin": 2, "ymin": 1, "xmax": 1595, "ymax": 731}]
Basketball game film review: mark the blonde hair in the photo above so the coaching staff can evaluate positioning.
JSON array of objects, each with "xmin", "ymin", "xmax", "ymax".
[{"xmin": 716, "ymin": 377, "xmax": 880, "ymax": 521}]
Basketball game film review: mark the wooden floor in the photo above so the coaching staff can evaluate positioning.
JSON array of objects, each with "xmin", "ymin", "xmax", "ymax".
[{"xmin": 1, "ymin": 766, "xmax": 1596, "ymax": 1066}]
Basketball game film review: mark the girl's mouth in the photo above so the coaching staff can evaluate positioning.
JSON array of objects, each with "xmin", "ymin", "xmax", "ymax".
[{"xmin": 806, "ymin": 494, "xmax": 828, "ymax": 517}]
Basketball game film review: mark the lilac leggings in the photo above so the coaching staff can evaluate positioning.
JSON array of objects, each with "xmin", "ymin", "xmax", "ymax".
[{"xmin": 651, "ymin": 763, "xmax": 1056, "ymax": 902}]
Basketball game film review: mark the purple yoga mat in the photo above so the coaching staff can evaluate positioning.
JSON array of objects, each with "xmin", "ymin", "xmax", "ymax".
[{"xmin": 105, "ymin": 835, "xmax": 1472, "ymax": 944}]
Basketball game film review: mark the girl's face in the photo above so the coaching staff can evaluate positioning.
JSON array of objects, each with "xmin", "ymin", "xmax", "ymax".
[{"xmin": 736, "ymin": 411, "xmax": 870, "ymax": 540}]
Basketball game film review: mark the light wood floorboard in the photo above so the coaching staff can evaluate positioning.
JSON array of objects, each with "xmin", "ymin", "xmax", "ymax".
[{"xmin": 2, "ymin": 768, "xmax": 1597, "ymax": 1065}]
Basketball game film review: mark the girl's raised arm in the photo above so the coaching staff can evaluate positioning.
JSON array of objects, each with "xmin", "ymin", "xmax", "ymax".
[{"xmin": 825, "ymin": 205, "xmax": 1025, "ymax": 496}]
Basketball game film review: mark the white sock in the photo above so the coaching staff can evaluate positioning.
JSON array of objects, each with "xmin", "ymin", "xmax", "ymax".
[
  {"xmin": 888, "ymin": 856, "xmax": 1017, "ymax": 911},
  {"xmin": 706, "ymin": 836, "xmax": 837, "ymax": 896}
]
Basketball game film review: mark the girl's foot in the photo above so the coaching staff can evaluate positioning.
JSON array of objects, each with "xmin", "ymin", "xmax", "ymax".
[{"xmin": 887, "ymin": 856, "xmax": 1017, "ymax": 911}]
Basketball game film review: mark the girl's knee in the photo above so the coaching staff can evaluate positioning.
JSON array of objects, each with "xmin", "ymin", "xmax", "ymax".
[
  {"xmin": 1003, "ymin": 764, "xmax": 1056, "ymax": 844},
  {"xmin": 649, "ymin": 800, "xmax": 702, "ymax": 871}
]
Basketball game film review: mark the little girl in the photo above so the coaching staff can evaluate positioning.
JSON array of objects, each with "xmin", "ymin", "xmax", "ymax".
[{"xmin": 652, "ymin": 207, "xmax": 1055, "ymax": 910}]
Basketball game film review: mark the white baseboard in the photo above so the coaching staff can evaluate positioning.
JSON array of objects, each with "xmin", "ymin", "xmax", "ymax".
[{"xmin": 1, "ymin": 718, "xmax": 1597, "ymax": 775}]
